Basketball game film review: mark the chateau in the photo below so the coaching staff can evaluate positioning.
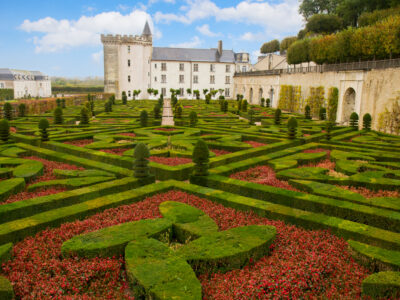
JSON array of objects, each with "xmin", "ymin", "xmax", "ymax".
[
  {"xmin": 0, "ymin": 68, "xmax": 51, "ymax": 99},
  {"xmin": 101, "ymin": 21, "xmax": 251, "ymax": 100}
]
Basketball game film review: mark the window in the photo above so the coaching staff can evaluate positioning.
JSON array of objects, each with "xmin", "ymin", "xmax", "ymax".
[
  {"xmin": 128, "ymin": 46, "xmax": 130, "ymax": 53},
  {"xmin": 162, "ymin": 88, "xmax": 166, "ymax": 96},
  {"xmin": 193, "ymin": 75, "xmax": 198, "ymax": 84},
  {"xmin": 128, "ymin": 75, "xmax": 131, "ymax": 82},
  {"xmin": 179, "ymin": 75, "xmax": 184, "ymax": 83},
  {"xmin": 154, "ymin": 64, "xmax": 157, "ymax": 69},
  {"xmin": 128, "ymin": 91, "xmax": 131, "ymax": 97},
  {"xmin": 193, "ymin": 64, "xmax": 198, "ymax": 72},
  {"xmin": 225, "ymin": 88, "xmax": 230, "ymax": 97},
  {"xmin": 128, "ymin": 60, "xmax": 131, "ymax": 67},
  {"xmin": 225, "ymin": 76, "xmax": 230, "ymax": 84},
  {"xmin": 154, "ymin": 76, "xmax": 157, "ymax": 82},
  {"xmin": 180, "ymin": 88, "xmax": 184, "ymax": 96},
  {"xmin": 161, "ymin": 75, "xmax": 167, "ymax": 83},
  {"xmin": 0, "ymin": 83, "xmax": 4, "ymax": 88},
  {"xmin": 226, "ymin": 65, "xmax": 230, "ymax": 72},
  {"xmin": 179, "ymin": 63, "xmax": 184, "ymax": 71},
  {"xmin": 161, "ymin": 63, "xmax": 167, "ymax": 71},
  {"xmin": 210, "ymin": 64, "xmax": 215, "ymax": 72},
  {"xmin": 242, "ymin": 66, "xmax": 247, "ymax": 72},
  {"xmin": 210, "ymin": 75, "xmax": 215, "ymax": 84}
]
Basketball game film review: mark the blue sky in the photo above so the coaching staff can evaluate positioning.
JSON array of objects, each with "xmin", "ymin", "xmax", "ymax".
[{"xmin": 0, "ymin": 0, "xmax": 303, "ymax": 78}]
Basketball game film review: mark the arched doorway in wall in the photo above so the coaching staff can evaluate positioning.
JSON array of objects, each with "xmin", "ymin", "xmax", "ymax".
[
  {"xmin": 259, "ymin": 88, "xmax": 263, "ymax": 103},
  {"xmin": 342, "ymin": 88, "xmax": 356, "ymax": 124},
  {"xmin": 249, "ymin": 88, "xmax": 253, "ymax": 104},
  {"xmin": 269, "ymin": 88, "xmax": 274, "ymax": 106}
]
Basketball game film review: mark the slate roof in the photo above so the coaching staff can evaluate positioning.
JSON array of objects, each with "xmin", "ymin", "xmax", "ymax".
[
  {"xmin": 0, "ymin": 69, "xmax": 47, "ymax": 81},
  {"xmin": 142, "ymin": 21, "xmax": 152, "ymax": 36},
  {"xmin": 152, "ymin": 47, "xmax": 236, "ymax": 63}
]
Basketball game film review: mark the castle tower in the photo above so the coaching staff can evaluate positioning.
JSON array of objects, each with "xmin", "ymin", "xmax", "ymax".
[{"xmin": 101, "ymin": 21, "xmax": 153, "ymax": 99}]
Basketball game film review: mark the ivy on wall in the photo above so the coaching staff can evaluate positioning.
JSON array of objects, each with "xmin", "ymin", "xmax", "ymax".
[
  {"xmin": 278, "ymin": 85, "xmax": 302, "ymax": 112},
  {"xmin": 378, "ymin": 93, "xmax": 400, "ymax": 135},
  {"xmin": 306, "ymin": 87, "xmax": 325, "ymax": 118},
  {"xmin": 327, "ymin": 87, "xmax": 339, "ymax": 122}
]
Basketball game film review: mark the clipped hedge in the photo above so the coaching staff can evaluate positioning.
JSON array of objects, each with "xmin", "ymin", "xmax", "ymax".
[
  {"xmin": 0, "ymin": 242, "xmax": 12, "ymax": 265},
  {"xmin": 0, "ymin": 178, "xmax": 25, "ymax": 202},
  {"xmin": 0, "ymin": 276, "xmax": 14, "ymax": 300},
  {"xmin": 362, "ymin": 271, "xmax": 400, "ymax": 299}
]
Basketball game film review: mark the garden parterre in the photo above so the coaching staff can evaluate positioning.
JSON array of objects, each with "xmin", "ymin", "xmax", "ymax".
[{"xmin": 0, "ymin": 97, "xmax": 399, "ymax": 299}]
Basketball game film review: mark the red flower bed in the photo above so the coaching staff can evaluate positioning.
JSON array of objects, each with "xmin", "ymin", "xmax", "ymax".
[
  {"xmin": 99, "ymin": 148, "xmax": 127, "ymax": 156},
  {"xmin": 154, "ymin": 127, "xmax": 176, "ymax": 132},
  {"xmin": 210, "ymin": 149, "xmax": 232, "ymax": 156},
  {"xmin": 230, "ymin": 165, "xmax": 299, "ymax": 191},
  {"xmin": 2, "ymin": 190, "xmax": 369, "ymax": 299},
  {"xmin": 243, "ymin": 140, "xmax": 267, "ymax": 148},
  {"xmin": 303, "ymin": 133, "xmax": 311, "ymax": 137},
  {"xmin": 64, "ymin": 139, "xmax": 94, "ymax": 147},
  {"xmin": 301, "ymin": 159, "xmax": 336, "ymax": 170},
  {"xmin": 341, "ymin": 186, "xmax": 400, "ymax": 199},
  {"xmin": 10, "ymin": 127, "xmax": 17, "ymax": 133},
  {"xmin": 184, "ymin": 105, "xmax": 193, "ymax": 108},
  {"xmin": 119, "ymin": 133, "xmax": 136, "ymax": 137},
  {"xmin": 2, "ymin": 157, "xmax": 83, "ymax": 205},
  {"xmin": 261, "ymin": 112, "xmax": 273, "ymax": 117},
  {"xmin": 303, "ymin": 148, "xmax": 331, "ymax": 158},
  {"xmin": 149, "ymin": 156, "xmax": 192, "ymax": 166}
]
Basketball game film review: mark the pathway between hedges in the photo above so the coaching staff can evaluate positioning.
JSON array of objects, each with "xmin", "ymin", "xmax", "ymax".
[{"xmin": 161, "ymin": 99, "xmax": 175, "ymax": 126}]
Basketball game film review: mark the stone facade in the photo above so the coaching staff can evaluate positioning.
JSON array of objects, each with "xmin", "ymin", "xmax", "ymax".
[
  {"xmin": 0, "ymin": 69, "xmax": 51, "ymax": 99},
  {"xmin": 234, "ymin": 67, "xmax": 400, "ymax": 130}
]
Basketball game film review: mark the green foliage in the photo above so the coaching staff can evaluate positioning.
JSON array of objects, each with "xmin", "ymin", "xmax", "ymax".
[
  {"xmin": 56, "ymin": 98, "xmax": 61, "ymax": 107},
  {"xmin": 350, "ymin": 112, "xmax": 359, "ymax": 128},
  {"xmin": 325, "ymin": 121, "xmax": 333, "ymax": 141},
  {"xmin": 122, "ymin": 91, "xmax": 127, "ymax": 105},
  {"xmin": 299, "ymin": 0, "xmax": 338, "ymax": 20},
  {"xmin": 18, "ymin": 103, "xmax": 26, "ymax": 118},
  {"xmin": 359, "ymin": 6, "xmax": 400, "ymax": 27},
  {"xmin": 223, "ymin": 100, "xmax": 228, "ymax": 112},
  {"xmin": 175, "ymin": 105, "xmax": 183, "ymax": 119},
  {"xmin": 110, "ymin": 94, "xmax": 115, "ymax": 104},
  {"xmin": 172, "ymin": 95, "xmax": 178, "ymax": 107},
  {"xmin": 203, "ymin": 89, "xmax": 208, "ymax": 96},
  {"xmin": 0, "ymin": 119, "xmax": 10, "ymax": 142},
  {"xmin": 305, "ymin": 105, "xmax": 312, "ymax": 119},
  {"xmin": 260, "ymin": 39, "xmax": 280, "ymax": 54},
  {"xmin": 280, "ymin": 36, "xmax": 297, "ymax": 54},
  {"xmin": 327, "ymin": 87, "xmax": 339, "ymax": 122},
  {"xmin": 192, "ymin": 139, "xmax": 209, "ymax": 176},
  {"xmin": 54, "ymin": 107, "xmax": 63, "ymax": 124},
  {"xmin": 140, "ymin": 110, "xmax": 148, "ymax": 127},
  {"xmin": 205, "ymin": 94, "xmax": 211, "ymax": 104},
  {"xmin": 274, "ymin": 108, "xmax": 281, "ymax": 125},
  {"xmin": 248, "ymin": 109, "xmax": 255, "ymax": 125},
  {"xmin": 62, "ymin": 98, "xmax": 66, "ymax": 108},
  {"xmin": 193, "ymin": 90, "xmax": 200, "ymax": 99},
  {"xmin": 80, "ymin": 107, "xmax": 90, "ymax": 125},
  {"xmin": 363, "ymin": 113, "xmax": 372, "ymax": 130},
  {"xmin": 362, "ymin": 271, "xmax": 400, "ymax": 299},
  {"xmin": 242, "ymin": 100, "xmax": 248, "ymax": 112},
  {"xmin": 0, "ymin": 89, "xmax": 13, "ymax": 101},
  {"xmin": 287, "ymin": 117, "xmax": 298, "ymax": 139},
  {"xmin": 133, "ymin": 143, "xmax": 150, "ymax": 178},
  {"xmin": 0, "ymin": 276, "xmax": 14, "ymax": 300},
  {"xmin": 3, "ymin": 102, "xmax": 12, "ymax": 121},
  {"xmin": 189, "ymin": 111, "xmax": 198, "ymax": 127},
  {"xmin": 319, "ymin": 107, "xmax": 327, "ymax": 120},
  {"xmin": 39, "ymin": 118, "xmax": 50, "ymax": 141},
  {"xmin": 260, "ymin": 98, "xmax": 265, "ymax": 107},
  {"xmin": 186, "ymin": 88, "xmax": 192, "ymax": 95},
  {"xmin": 306, "ymin": 14, "xmax": 343, "ymax": 34},
  {"xmin": 266, "ymin": 98, "xmax": 271, "ymax": 108},
  {"xmin": 104, "ymin": 100, "xmax": 112, "ymax": 113},
  {"xmin": 278, "ymin": 85, "xmax": 301, "ymax": 112},
  {"xmin": 153, "ymin": 104, "xmax": 161, "ymax": 119},
  {"xmin": 287, "ymin": 39, "xmax": 310, "ymax": 65}
]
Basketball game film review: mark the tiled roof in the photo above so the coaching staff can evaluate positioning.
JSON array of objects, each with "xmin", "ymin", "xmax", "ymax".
[{"xmin": 152, "ymin": 47, "xmax": 235, "ymax": 63}]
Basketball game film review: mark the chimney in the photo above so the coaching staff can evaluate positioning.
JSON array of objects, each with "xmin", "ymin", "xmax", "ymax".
[{"xmin": 218, "ymin": 40, "xmax": 223, "ymax": 56}]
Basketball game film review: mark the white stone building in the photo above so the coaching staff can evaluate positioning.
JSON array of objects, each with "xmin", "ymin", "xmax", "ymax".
[
  {"xmin": 101, "ymin": 21, "xmax": 250, "ymax": 100},
  {"xmin": 0, "ymin": 69, "xmax": 51, "ymax": 99}
]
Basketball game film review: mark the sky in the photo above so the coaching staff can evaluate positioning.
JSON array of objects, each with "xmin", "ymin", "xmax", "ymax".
[{"xmin": 0, "ymin": 0, "xmax": 304, "ymax": 78}]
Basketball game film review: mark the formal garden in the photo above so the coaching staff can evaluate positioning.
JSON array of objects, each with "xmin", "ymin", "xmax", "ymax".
[{"xmin": 0, "ymin": 94, "xmax": 399, "ymax": 299}]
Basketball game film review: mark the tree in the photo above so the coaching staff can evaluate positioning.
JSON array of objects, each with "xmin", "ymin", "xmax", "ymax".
[
  {"xmin": 260, "ymin": 39, "xmax": 280, "ymax": 54},
  {"xmin": 110, "ymin": 94, "xmax": 116, "ymax": 105},
  {"xmin": 305, "ymin": 105, "xmax": 312, "ymax": 119},
  {"xmin": 172, "ymin": 95, "xmax": 178, "ymax": 107},
  {"xmin": 54, "ymin": 107, "xmax": 63, "ymax": 124},
  {"xmin": 80, "ymin": 107, "xmax": 90, "ymax": 125},
  {"xmin": 158, "ymin": 95, "xmax": 164, "ymax": 107},
  {"xmin": 153, "ymin": 89, "xmax": 159, "ymax": 97},
  {"xmin": 175, "ymin": 105, "xmax": 183, "ymax": 119},
  {"xmin": 266, "ymin": 98, "xmax": 271, "ymax": 108},
  {"xmin": 248, "ymin": 109, "xmax": 255, "ymax": 125},
  {"xmin": 153, "ymin": 104, "xmax": 161, "ymax": 119},
  {"xmin": 186, "ymin": 88, "xmax": 192, "ymax": 96},
  {"xmin": 237, "ymin": 100, "xmax": 242, "ymax": 112},
  {"xmin": 274, "ymin": 109, "xmax": 282, "ymax": 125},
  {"xmin": 122, "ymin": 91, "xmax": 128, "ymax": 105},
  {"xmin": 18, "ymin": 103, "xmax": 26, "ymax": 118},
  {"xmin": 205, "ymin": 94, "xmax": 211, "ymax": 104},
  {"xmin": 192, "ymin": 139, "xmax": 209, "ymax": 176},
  {"xmin": 0, "ymin": 119, "xmax": 10, "ymax": 142},
  {"xmin": 140, "ymin": 110, "xmax": 148, "ymax": 127},
  {"xmin": 3, "ymin": 102, "xmax": 12, "ymax": 120},
  {"xmin": 363, "ymin": 113, "xmax": 372, "ymax": 130},
  {"xmin": 62, "ymin": 98, "xmax": 66, "ymax": 108},
  {"xmin": 56, "ymin": 98, "xmax": 62, "ymax": 107},
  {"xmin": 306, "ymin": 14, "xmax": 343, "ymax": 34},
  {"xmin": 319, "ymin": 107, "xmax": 327, "ymax": 120},
  {"xmin": 223, "ymin": 100, "xmax": 228, "ymax": 113},
  {"xmin": 242, "ymin": 100, "xmax": 248, "ymax": 112},
  {"xmin": 203, "ymin": 89, "xmax": 209, "ymax": 97},
  {"xmin": 147, "ymin": 88, "xmax": 153, "ymax": 96},
  {"xmin": 287, "ymin": 39, "xmax": 311, "ymax": 65},
  {"xmin": 133, "ymin": 143, "xmax": 150, "ymax": 178},
  {"xmin": 280, "ymin": 36, "xmax": 298, "ymax": 54},
  {"xmin": 327, "ymin": 87, "xmax": 338, "ymax": 122},
  {"xmin": 105, "ymin": 100, "xmax": 112, "ymax": 113},
  {"xmin": 287, "ymin": 117, "xmax": 298, "ymax": 139},
  {"xmin": 193, "ymin": 90, "xmax": 200, "ymax": 100},
  {"xmin": 299, "ymin": 0, "xmax": 339, "ymax": 20},
  {"xmin": 189, "ymin": 111, "xmax": 198, "ymax": 127},
  {"xmin": 261, "ymin": 98, "xmax": 265, "ymax": 107},
  {"xmin": 325, "ymin": 121, "xmax": 333, "ymax": 140},
  {"xmin": 350, "ymin": 112, "xmax": 359, "ymax": 128},
  {"xmin": 39, "ymin": 118, "xmax": 50, "ymax": 141}
]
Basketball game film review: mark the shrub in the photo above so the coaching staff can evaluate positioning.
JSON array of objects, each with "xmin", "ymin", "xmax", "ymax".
[
  {"xmin": 189, "ymin": 111, "xmax": 198, "ymax": 127},
  {"xmin": 192, "ymin": 139, "xmax": 209, "ymax": 176},
  {"xmin": 0, "ymin": 119, "xmax": 10, "ymax": 142},
  {"xmin": 242, "ymin": 100, "xmax": 248, "ymax": 112},
  {"xmin": 325, "ymin": 121, "xmax": 333, "ymax": 141},
  {"xmin": 153, "ymin": 104, "xmax": 161, "ymax": 119},
  {"xmin": 287, "ymin": 117, "xmax": 298, "ymax": 139},
  {"xmin": 18, "ymin": 103, "xmax": 26, "ymax": 118},
  {"xmin": 38, "ymin": 118, "xmax": 50, "ymax": 141},
  {"xmin": 62, "ymin": 98, "xmax": 66, "ymax": 108},
  {"xmin": 158, "ymin": 96, "xmax": 164, "ymax": 107},
  {"xmin": 80, "ymin": 107, "xmax": 90, "ymax": 125},
  {"xmin": 327, "ymin": 87, "xmax": 338, "ymax": 122},
  {"xmin": 305, "ymin": 105, "xmax": 312, "ymax": 120},
  {"xmin": 350, "ymin": 112, "xmax": 359, "ymax": 128},
  {"xmin": 261, "ymin": 98, "xmax": 265, "ymax": 107},
  {"xmin": 193, "ymin": 90, "xmax": 200, "ymax": 100},
  {"xmin": 205, "ymin": 94, "xmax": 211, "ymax": 104},
  {"xmin": 54, "ymin": 107, "xmax": 63, "ymax": 124},
  {"xmin": 140, "ymin": 110, "xmax": 148, "ymax": 127},
  {"xmin": 274, "ymin": 109, "xmax": 281, "ymax": 125},
  {"xmin": 172, "ymin": 96, "xmax": 178, "ymax": 107},
  {"xmin": 133, "ymin": 143, "xmax": 150, "ymax": 178},
  {"xmin": 122, "ymin": 91, "xmax": 127, "ymax": 105},
  {"xmin": 175, "ymin": 105, "xmax": 183, "ymax": 119},
  {"xmin": 260, "ymin": 39, "xmax": 280, "ymax": 54},
  {"xmin": 266, "ymin": 98, "xmax": 271, "ymax": 108},
  {"xmin": 248, "ymin": 109, "xmax": 255, "ymax": 125},
  {"xmin": 363, "ymin": 113, "xmax": 372, "ymax": 130},
  {"xmin": 105, "ymin": 100, "xmax": 112, "ymax": 113},
  {"xmin": 237, "ymin": 100, "xmax": 242, "ymax": 111},
  {"xmin": 319, "ymin": 107, "xmax": 327, "ymax": 120},
  {"xmin": 3, "ymin": 102, "xmax": 12, "ymax": 120},
  {"xmin": 56, "ymin": 98, "xmax": 61, "ymax": 107},
  {"xmin": 223, "ymin": 100, "xmax": 228, "ymax": 113}
]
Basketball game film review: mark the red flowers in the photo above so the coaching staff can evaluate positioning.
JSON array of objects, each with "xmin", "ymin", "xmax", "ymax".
[
  {"xmin": 99, "ymin": 148, "xmax": 127, "ymax": 156},
  {"xmin": 230, "ymin": 165, "xmax": 299, "ymax": 191},
  {"xmin": 149, "ymin": 156, "xmax": 192, "ymax": 166},
  {"xmin": 243, "ymin": 141, "xmax": 267, "ymax": 148},
  {"xmin": 63, "ymin": 139, "xmax": 94, "ymax": 147},
  {"xmin": 119, "ymin": 133, "xmax": 136, "ymax": 137},
  {"xmin": 2, "ymin": 190, "xmax": 370, "ymax": 299},
  {"xmin": 210, "ymin": 149, "xmax": 232, "ymax": 156}
]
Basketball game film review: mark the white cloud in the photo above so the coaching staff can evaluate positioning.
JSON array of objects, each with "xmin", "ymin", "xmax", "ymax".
[
  {"xmin": 91, "ymin": 51, "xmax": 103, "ymax": 63},
  {"xmin": 169, "ymin": 36, "xmax": 202, "ymax": 48},
  {"xmin": 19, "ymin": 10, "xmax": 156, "ymax": 53},
  {"xmin": 251, "ymin": 50, "xmax": 261, "ymax": 64},
  {"xmin": 196, "ymin": 24, "xmax": 220, "ymax": 37},
  {"xmin": 155, "ymin": 0, "xmax": 302, "ymax": 39}
]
